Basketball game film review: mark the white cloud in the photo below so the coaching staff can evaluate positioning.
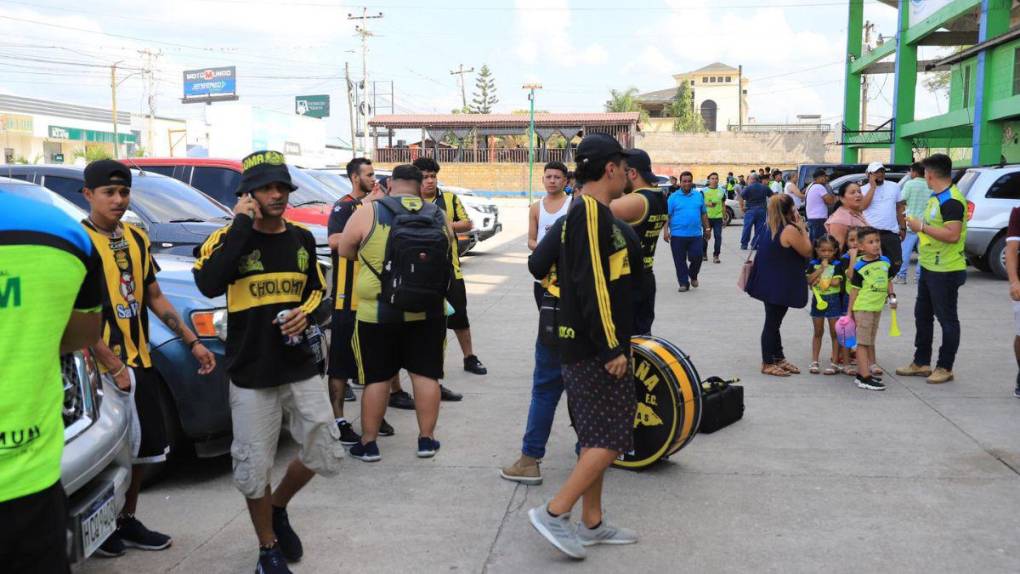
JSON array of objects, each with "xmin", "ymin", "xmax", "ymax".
[{"xmin": 513, "ymin": 0, "xmax": 607, "ymax": 68}]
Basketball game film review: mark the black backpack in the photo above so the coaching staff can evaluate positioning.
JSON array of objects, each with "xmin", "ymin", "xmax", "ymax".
[{"xmin": 364, "ymin": 196, "xmax": 451, "ymax": 312}]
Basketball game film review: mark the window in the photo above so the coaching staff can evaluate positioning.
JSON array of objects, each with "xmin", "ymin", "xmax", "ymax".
[
  {"xmin": 130, "ymin": 175, "xmax": 232, "ymax": 222},
  {"xmin": 710, "ymin": 76, "xmax": 716, "ymax": 83},
  {"xmin": 6, "ymin": 173, "xmax": 30, "ymax": 182},
  {"xmin": 702, "ymin": 77, "xmax": 708, "ymax": 83},
  {"xmin": 140, "ymin": 165, "xmax": 175, "ymax": 177},
  {"xmin": 41, "ymin": 175, "xmax": 89, "ymax": 210},
  {"xmin": 985, "ymin": 171, "xmax": 1020, "ymax": 200},
  {"xmin": 191, "ymin": 167, "xmax": 241, "ymax": 207},
  {"xmin": 726, "ymin": 76, "xmax": 732, "ymax": 82},
  {"xmin": 962, "ymin": 65, "xmax": 972, "ymax": 108},
  {"xmin": 1013, "ymin": 46, "xmax": 1020, "ymax": 96},
  {"xmin": 691, "ymin": 80, "xmax": 695, "ymax": 85}
]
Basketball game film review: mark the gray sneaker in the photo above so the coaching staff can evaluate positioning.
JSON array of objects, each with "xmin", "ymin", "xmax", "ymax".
[
  {"xmin": 893, "ymin": 275, "xmax": 907, "ymax": 284},
  {"xmin": 577, "ymin": 520, "xmax": 639, "ymax": 546},
  {"xmin": 528, "ymin": 504, "xmax": 586, "ymax": 560}
]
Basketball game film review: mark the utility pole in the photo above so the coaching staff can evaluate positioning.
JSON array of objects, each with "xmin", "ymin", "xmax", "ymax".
[
  {"xmin": 111, "ymin": 63, "xmax": 120, "ymax": 159},
  {"xmin": 861, "ymin": 20, "xmax": 873, "ymax": 130},
  {"xmin": 522, "ymin": 83, "xmax": 542, "ymax": 204},
  {"xmin": 345, "ymin": 62, "xmax": 358, "ymax": 157},
  {"xmin": 139, "ymin": 48, "xmax": 162, "ymax": 157},
  {"xmin": 450, "ymin": 64, "xmax": 475, "ymax": 112},
  {"xmin": 348, "ymin": 7, "xmax": 383, "ymax": 159},
  {"xmin": 737, "ymin": 65, "xmax": 743, "ymax": 131}
]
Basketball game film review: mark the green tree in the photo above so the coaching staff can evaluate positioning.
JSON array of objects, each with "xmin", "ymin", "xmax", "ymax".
[
  {"xmin": 605, "ymin": 87, "xmax": 649, "ymax": 123},
  {"xmin": 665, "ymin": 82, "xmax": 705, "ymax": 133},
  {"xmin": 469, "ymin": 65, "xmax": 498, "ymax": 114},
  {"xmin": 73, "ymin": 145, "xmax": 114, "ymax": 162}
]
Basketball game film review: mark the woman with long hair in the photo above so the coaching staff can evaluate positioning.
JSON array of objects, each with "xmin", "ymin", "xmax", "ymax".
[
  {"xmin": 825, "ymin": 180, "xmax": 870, "ymax": 250},
  {"xmin": 745, "ymin": 194, "xmax": 813, "ymax": 376}
]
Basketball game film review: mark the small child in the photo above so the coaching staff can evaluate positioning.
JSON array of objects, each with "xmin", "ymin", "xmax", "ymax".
[
  {"xmin": 806, "ymin": 235, "xmax": 845, "ymax": 375},
  {"xmin": 847, "ymin": 226, "xmax": 895, "ymax": 391},
  {"xmin": 839, "ymin": 228, "xmax": 859, "ymax": 373}
]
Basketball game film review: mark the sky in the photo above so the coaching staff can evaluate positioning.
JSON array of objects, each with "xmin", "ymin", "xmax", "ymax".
[{"xmin": 0, "ymin": 0, "xmax": 950, "ymax": 147}]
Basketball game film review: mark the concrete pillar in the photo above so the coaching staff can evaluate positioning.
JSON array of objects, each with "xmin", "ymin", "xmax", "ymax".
[
  {"xmin": 890, "ymin": 0, "xmax": 918, "ymax": 164},
  {"xmin": 972, "ymin": 0, "xmax": 1010, "ymax": 166},
  {"xmin": 842, "ymin": 0, "xmax": 864, "ymax": 163}
]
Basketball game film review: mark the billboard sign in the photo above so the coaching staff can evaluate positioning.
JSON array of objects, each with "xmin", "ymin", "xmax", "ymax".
[
  {"xmin": 909, "ymin": 0, "xmax": 954, "ymax": 26},
  {"xmin": 295, "ymin": 95, "xmax": 330, "ymax": 118},
  {"xmin": 183, "ymin": 66, "xmax": 238, "ymax": 103}
]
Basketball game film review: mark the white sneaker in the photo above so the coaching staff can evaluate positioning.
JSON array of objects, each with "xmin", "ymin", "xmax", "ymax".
[{"xmin": 576, "ymin": 520, "xmax": 639, "ymax": 546}]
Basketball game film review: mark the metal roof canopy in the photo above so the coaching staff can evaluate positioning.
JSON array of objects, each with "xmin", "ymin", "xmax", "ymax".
[{"xmin": 367, "ymin": 112, "xmax": 640, "ymax": 130}]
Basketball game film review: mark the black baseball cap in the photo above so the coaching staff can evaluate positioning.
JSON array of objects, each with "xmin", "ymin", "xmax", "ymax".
[
  {"xmin": 575, "ymin": 133, "xmax": 636, "ymax": 164},
  {"xmin": 83, "ymin": 159, "xmax": 131, "ymax": 190},
  {"xmin": 812, "ymin": 167, "xmax": 830, "ymax": 179},
  {"xmin": 391, "ymin": 164, "xmax": 423, "ymax": 183},
  {"xmin": 236, "ymin": 150, "xmax": 297, "ymax": 196},
  {"xmin": 624, "ymin": 148, "xmax": 656, "ymax": 183}
]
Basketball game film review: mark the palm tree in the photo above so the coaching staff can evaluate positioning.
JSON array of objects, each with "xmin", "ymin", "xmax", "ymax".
[{"xmin": 605, "ymin": 88, "xmax": 649, "ymax": 123}]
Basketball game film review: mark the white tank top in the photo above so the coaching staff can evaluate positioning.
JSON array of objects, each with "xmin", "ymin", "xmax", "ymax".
[{"xmin": 537, "ymin": 195, "xmax": 571, "ymax": 244}]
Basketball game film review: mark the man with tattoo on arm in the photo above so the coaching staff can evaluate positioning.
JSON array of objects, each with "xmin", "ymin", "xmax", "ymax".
[{"xmin": 78, "ymin": 160, "xmax": 216, "ymax": 558}]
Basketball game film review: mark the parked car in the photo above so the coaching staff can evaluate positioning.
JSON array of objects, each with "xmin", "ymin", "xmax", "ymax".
[
  {"xmin": 2, "ymin": 165, "xmax": 234, "ymax": 257},
  {"xmin": 828, "ymin": 171, "xmax": 907, "ymax": 191},
  {"xmin": 794, "ymin": 163, "xmax": 912, "ymax": 193},
  {"xmin": 1, "ymin": 177, "xmax": 234, "ymax": 459},
  {"xmin": 959, "ymin": 164, "xmax": 1020, "ymax": 279},
  {"xmin": 303, "ymin": 168, "xmax": 352, "ymax": 197},
  {"xmin": 0, "ymin": 178, "xmax": 133, "ymax": 563}
]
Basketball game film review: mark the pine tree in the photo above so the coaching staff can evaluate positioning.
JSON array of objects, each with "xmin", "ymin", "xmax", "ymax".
[{"xmin": 469, "ymin": 65, "xmax": 498, "ymax": 114}]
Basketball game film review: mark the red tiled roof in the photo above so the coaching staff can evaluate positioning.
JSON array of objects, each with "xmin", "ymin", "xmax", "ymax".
[{"xmin": 368, "ymin": 112, "xmax": 640, "ymax": 128}]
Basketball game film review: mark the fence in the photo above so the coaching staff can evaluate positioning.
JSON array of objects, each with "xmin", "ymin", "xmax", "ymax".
[
  {"xmin": 374, "ymin": 146, "xmax": 573, "ymax": 164},
  {"xmin": 727, "ymin": 123, "xmax": 832, "ymax": 133}
]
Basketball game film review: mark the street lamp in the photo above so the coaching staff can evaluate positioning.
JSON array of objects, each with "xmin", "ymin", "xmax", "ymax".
[{"xmin": 522, "ymin": 83, "xmax": 542, "ymax": 204}]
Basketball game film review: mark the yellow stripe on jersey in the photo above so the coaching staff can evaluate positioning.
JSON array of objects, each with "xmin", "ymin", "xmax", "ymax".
[
  {"xmin": 583, "ymin": 196, "xmax": 618, "ymax": 349},
  {"xmin": 227, "ymin": 272, "xmax": 308, "ymax": 312},
  {"xmin": 194, "ymin": 225, "xmax": 230, "ymax": 271},
  {"xmin": 609, "ymin": 248, "xmax": 631, "ymax": 281}
]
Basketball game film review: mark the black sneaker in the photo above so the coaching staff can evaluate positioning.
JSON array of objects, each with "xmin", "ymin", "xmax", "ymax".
[
  {"xmin": 417, "ymin": 436, "xmax": 441, "ymax": 458},
  {"xmin": 344, "ymin": 385, "xmax": 356, "ymax": 402},
  {"xmin": 1014, "ymin": 386, "xmax": 1020, "ymax": 399},
  {"xmin": 336, "ymin": 420, "xmax": 361, "ymax": 446},
  {"xmin": 117, "ymin": 515, "xmax": 172, "ymax": 551},
  {"xmin": 464, "ymin": 355, "xmax": 488, "ymax": 375},
  {"xmin": 388, "ymin": 390, "xmax": 415, "ymax": 410},
  {"xmin": 440, "ymin": 384, "xmax": 463, "ymax": 402},
  {"xmin": 350, "ymin": 440, "xmax": 381, "ymax": 462},
  {"xmin": 256, "ymin": 544, "xmax": 292, "ymax": 574},
  {"xmin": 378, "ymin": 418, "xmax": 395, "ymax": 437},
  {"xmin": 271, "ymin": 506, "xmax": 302, "ymax": 562},
  {"xmin": 856, "ymin": 375, "xmax": 886, "ymax": 391},
  {"xmin": 94, "ymin": 532, "xmax": 125, "ymax": 557}
]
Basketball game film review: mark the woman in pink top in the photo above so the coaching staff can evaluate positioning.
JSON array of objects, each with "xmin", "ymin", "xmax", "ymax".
[{"xmin": 825, "ymin": 181, "xmax": 870, "ymax": 250}]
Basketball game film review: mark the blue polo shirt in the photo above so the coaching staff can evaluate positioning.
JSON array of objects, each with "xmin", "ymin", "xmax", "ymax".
[{"xmin": 667, "ymin": 188, "xmax": 706, "ymax": 237}]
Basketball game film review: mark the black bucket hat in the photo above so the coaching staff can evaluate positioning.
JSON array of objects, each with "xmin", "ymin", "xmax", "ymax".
[{"xmin": 236, "ymin": 150, "xmax": 297, "ymax": 196}]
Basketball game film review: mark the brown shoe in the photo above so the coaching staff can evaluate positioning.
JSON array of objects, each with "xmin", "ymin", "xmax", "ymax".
[
  {"xmin": 691, "ymin": 279, "xmax": 699, "ymax": 288},
  {"xmin": 926, "ymin": 367, "xmax": 954, "ymax": 384},
  {"xmin": 713, "ymin": 256, "xmax": 720, "ymax": 264},
  {"xmin": 499, "ymin": 455, "xmax": 542, "ymax": 485},
  {"xmin": 776, "ymin": 360, "xmax": 801, "ymax": 374},
  {"xmin": 895, "ymin": 363, "xmax": 932, "ymax": 377},
  {"xmin": 761, "ymin": 363, "xmax": 790, "ymax": 377}
]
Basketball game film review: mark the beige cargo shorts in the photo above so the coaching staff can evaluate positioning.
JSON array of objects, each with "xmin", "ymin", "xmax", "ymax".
[{"xmin": 228, "ymin": 374, "xmax": 344, "ymax": 499}]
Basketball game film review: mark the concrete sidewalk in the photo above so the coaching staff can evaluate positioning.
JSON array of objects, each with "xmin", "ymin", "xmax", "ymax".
[{"xmin": 82, "ymin": 205, "xmax": 1020, "ymax": 573}]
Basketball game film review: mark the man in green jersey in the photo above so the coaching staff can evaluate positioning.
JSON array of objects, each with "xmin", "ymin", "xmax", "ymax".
[
  {"xmin": 0, "ymin": 192, "xmax": 102, "ymax": 573},
  {"xmin": 703, "ymin": 172, "xmax": 727, "ymax": 264}
]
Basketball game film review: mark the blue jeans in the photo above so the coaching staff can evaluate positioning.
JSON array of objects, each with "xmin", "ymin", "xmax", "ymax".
[
  {"xmin": 705, "ymin": 218, "xmax": 724, "ymax": 257},
  {"xmin": 521, "ymin": 337, "xmax": 564, "ymax": 459},
  {"xmin": 670, "ymin": 235, "xmax": 704, "ymax": 287},
  {"xmin": 741, "ymin": 207, "xmax": 765, "ymax": 249},
  {"xmin": 913, "ymin": 269, "xmax": 966, "ymax": 370},
  {"xmin": 807, "ymin": 218, "xmax": 827, "ymax": 244},
  {"xmin": 897, "ymin": 231, "xmax": 922, "ymax": 280}
]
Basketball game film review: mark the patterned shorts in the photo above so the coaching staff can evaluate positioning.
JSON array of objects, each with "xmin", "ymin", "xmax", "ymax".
[{"xmin": 563, "ymin": 355, "xmax": 636, "ymax": 453}]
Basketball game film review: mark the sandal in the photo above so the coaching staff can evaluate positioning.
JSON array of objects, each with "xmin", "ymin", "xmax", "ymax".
[
  {"xmin": 809, "ymin": 361, "xmax": 821, "ymax": 374},
  {"xmin": 777, "ymin": 360, "xmax": 801, "ymax": 374},
  {"xmin": 761, "ymin": 363, "xmax": 790, "ymax": 377},
  {"xmin": 871, "ymin": 365, "xmax": 884, "ymax": 376},
  {"xmin": 846, "ymin": 366, "xmax": 858, "ymax": 377},
  {"xmin": 823, "ymin": 363, "xmax": 838, "ymax": 375}
]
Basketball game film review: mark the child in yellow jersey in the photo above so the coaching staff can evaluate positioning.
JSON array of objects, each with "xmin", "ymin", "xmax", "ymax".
[{"xmin": 847, "ymin": 227, "xmax": 895, "ymax": 391}]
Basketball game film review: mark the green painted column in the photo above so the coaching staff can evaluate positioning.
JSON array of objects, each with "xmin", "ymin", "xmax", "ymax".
[
  {"xmin": 972, "ymin": 0, "xmax": 1010, "ymax": 166},
  {"xmin": 842, "ymin": 0, "xmax": 864, "ymax": 163},
  {"xmin": 890, "ymin": 0, "xmax": 918, "ymax": 164}
]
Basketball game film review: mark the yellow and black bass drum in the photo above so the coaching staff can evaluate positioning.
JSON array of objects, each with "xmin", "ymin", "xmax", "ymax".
[{"xmin": 615, "ymin": 335, "xmax": 702, "ymax": 470}]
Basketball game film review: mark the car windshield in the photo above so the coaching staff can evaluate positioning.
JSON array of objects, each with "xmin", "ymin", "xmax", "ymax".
[
  {"xmin": 304, "ymin": 169, "xmax": 352, "ymax": 197},
  {"xmin": 127, "ymin": 174, "xmax": 232, "ymax": 223},
  {"xmin": 0, "ymin": 181, "xmax": 86, "ymax": 220},
  {"xmin": 288, "ymin": 166, "xmax": 341, "ymax": 206}
]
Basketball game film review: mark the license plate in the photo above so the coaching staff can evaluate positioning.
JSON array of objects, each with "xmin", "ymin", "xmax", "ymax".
[{"xmin": 80, "ymin": 486, "xmax": 116, "ymax": 558}]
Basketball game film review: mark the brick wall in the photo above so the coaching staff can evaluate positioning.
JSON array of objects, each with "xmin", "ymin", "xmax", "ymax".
[{"xmin": 375, "ymin": 162, "xmax": 547, "ymax": 192}]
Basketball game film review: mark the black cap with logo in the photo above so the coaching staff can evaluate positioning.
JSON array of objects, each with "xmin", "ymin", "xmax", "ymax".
[
  {"xmin": 624, "ymin": 148, "xmax": 657, "ymax": 184},
  {"xmin": 574, "ymin": 133, "xmax": 636, "ymax": 165},
  {"xmin": 83, "ymin": 159, "xmax": 132, "ymax": 190},
  {"xmin": 236, "ymin": 150, "xmax": 297, "ymax": 196}
]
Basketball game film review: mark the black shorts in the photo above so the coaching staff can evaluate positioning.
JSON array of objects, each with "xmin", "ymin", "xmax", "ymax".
[
  {"xmin": 563, "ymin": 355, "xmax": 636, "ymax": 453},
  {"xmin": 447, "ymin": 278, "xmax": 470, "ymax": 330},
  {"xmin": 354, "ymin": 317, "xmax": 446, "ymax": 383},
  {"xmin": 0, "ymin": 480, "xmax": 70, "ymax": 574},
  {"xmin": 328, "ymin": 310, "xmax": 358, "ymax": 379},
  {"xmin": 129, "ymin": 366, "xmax": 170, "ymax": 463}
]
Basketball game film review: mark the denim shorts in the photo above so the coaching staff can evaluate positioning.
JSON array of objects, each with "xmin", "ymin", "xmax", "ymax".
[{"xmin": 810, "ymin": 291, "xmax": 844, "ymax": 318}]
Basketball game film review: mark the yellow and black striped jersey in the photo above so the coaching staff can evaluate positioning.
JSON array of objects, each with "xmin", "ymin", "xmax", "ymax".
[{"xmin": 193, "ymin": 215, "xmax": 326, "ymax": 389}]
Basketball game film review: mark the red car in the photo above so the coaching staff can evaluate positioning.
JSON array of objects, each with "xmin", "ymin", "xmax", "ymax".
[{"xmin": 125, "ymin": 158, "xmax": 339, "ymax": 226}]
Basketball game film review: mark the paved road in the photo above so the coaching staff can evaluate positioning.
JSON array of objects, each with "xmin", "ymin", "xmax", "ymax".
[{"xmin": 83, "ymin": 204, "xmax": 1020, "ymax": 573}]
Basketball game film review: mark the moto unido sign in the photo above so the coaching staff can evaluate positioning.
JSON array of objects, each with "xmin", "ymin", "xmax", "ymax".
[
  {"xmin": 182, "ymin": 66, "xmax": 238, "ymax": 103},
  {"xmin": 295, "ymin": 95, "xmax": 330, "ymax": 118}
]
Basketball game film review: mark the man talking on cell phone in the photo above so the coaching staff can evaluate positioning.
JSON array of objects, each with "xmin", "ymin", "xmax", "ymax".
[{"xmin": 194, "ymin": 151, "xmax": 344, "ymax": 574}]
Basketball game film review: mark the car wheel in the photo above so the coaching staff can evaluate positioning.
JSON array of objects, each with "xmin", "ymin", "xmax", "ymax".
[
  {"xmin": 988, "ymin": 235, "xmax": 1008, "ymax": 279},
  {"xmin": 723, "ymin": 207, "xmax": 734, "ymax": 227}
]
